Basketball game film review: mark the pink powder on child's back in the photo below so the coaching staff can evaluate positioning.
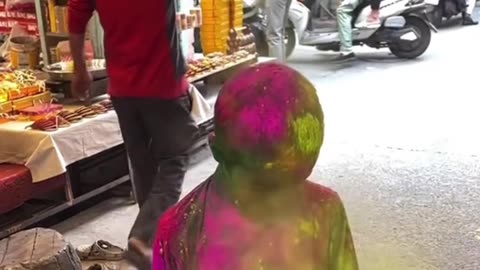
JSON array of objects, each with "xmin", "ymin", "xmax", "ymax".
[{"xmin": 198, "ymin": 191, "xmax": 258, "ymax": 269}]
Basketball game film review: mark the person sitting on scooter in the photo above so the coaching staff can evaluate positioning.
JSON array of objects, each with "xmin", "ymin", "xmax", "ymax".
[{"xmin": 336, "ymin": 0, "xmax": 381, "ymax": 59}]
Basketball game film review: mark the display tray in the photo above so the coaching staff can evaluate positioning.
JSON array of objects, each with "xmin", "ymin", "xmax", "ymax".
[
  {"xmin": 187, "ymin": 54, "xmax": 257, "ymax": 82},
  {"xmin": 43, "ymin": 59, "xmax": 108, "ymax": 82},
  {"xmin": 0, "ymin": 102, "xmax": 12, "ymax": 114},
  {"xmin": 2, "ymin": 92, "xmax": 52, "ymax": 113}
]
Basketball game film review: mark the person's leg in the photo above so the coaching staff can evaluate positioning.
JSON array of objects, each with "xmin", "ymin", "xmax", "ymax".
[
  {"xmin": 112, "ymin": 98, "xmax": 158, "ymax": 270},
  {"xmin": 265, "ymin": 0, "xmax": 293, "ymax": 62},
  {"xmin": 129, "ymin": 94, "xmax": 199, "ymax": 246},
  {"xmin": 112, "ymin": 98, "xmax": 156, "ymax": 208},
  {"xmin": 462, "ymin": 12, "xmax": 478, "ymax": 24},
  {"xmin": 462, "ymin": 0, "xmax": 478, "ymax": 25},
  {"xmin": 457, "ymin": 0, "xmax": 478, "ymax": 25},
  {"xmin": 336, "ymin": 0, "xmax": 361, "ymax": 57},
  {"xmin": 465, "ymin": 0, "xmax": 476, "ymax": 15}
]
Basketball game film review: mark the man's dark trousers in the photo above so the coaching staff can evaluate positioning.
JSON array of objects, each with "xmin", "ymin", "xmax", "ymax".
[{"xmin": 112, "ymin": 94, "xmax": 199, "ymax": 245}]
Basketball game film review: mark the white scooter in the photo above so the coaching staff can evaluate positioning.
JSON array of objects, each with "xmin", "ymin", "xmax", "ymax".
[{"xmin": 246, "ymin": 0, "xmax": 437, "ymax": 59}]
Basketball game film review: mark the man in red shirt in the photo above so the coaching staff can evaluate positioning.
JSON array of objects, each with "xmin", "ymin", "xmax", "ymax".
[{"xmin": 68, "ymin": 0, "xmax": 199, "ymax": 268}]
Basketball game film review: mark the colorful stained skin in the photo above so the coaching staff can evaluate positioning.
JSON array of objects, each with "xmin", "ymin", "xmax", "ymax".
[{"xmin": 153, "ymin": 63, "xmax": 358, "ymax": 270}]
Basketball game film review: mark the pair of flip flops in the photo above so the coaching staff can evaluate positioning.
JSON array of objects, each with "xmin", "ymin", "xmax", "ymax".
[{"xmin": 76, "ymin": 240, "xmax": 125, "ymax": 261}]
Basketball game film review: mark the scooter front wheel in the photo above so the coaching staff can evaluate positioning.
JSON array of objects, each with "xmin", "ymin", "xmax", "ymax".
[
  {"xmin": 284, "ymin": 27, "xmax": 297, "ymax": 58},
  {"xmin": 388, "ymin": 16, "xmax": 432, "ymax": 59}
]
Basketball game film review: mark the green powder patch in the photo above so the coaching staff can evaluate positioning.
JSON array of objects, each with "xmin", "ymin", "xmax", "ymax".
[{"xmin": 292, "ymin": 114, "xmax": 323, "ymax": 156}]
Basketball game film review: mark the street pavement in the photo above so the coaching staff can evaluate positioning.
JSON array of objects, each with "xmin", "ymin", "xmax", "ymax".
[
  {"xmin": 285, "ymin": 11, "xmax": 480, "ymax": 270},
  {"xmin": 55, "ymin": 11, "xmax": 480, "ymax": 270}
]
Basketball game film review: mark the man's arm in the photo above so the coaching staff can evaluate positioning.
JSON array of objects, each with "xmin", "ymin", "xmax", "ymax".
[
  {"xmin": 68, "ymin": 0, "xmax": 94, "ymax": 100},
  {"xmin": 68, "ymin": 0, "xmax": 94, "ymax": 71}
]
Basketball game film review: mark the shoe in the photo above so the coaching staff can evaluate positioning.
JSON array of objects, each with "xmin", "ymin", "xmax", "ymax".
[
  {"xmin": 336, "ymin": 51, "xmax": 356, "ymax": 61},
  {"xmin": 125, "ymin": 238, "xmax": 152, "ymax": 270},
  {"xmin": 362, "ymin": 16, "xmax": 381, "ymax": 28},
  {"xmin": 76, "ymin": 240, "xmax": 125, "ymax": 261},
  {"xmin": 462, "ymin": 15, "xmax": 478, "ymax": 26},
  {"xmin": 358, "ymin": 11, "xmax": 381, "ymax": 28}
]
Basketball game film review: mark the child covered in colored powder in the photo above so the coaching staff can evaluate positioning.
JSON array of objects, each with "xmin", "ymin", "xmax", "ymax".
[{"xmin": 153, "ymin": 63, "xmax": 358, "ymax": 270}]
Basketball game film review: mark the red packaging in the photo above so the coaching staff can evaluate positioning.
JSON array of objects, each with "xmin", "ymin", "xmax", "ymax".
[{"xmin": 5, "ymin": 0, "xmax": 35, "ymax": 13}]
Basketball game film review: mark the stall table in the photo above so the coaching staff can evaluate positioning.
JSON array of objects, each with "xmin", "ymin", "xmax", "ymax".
[{"xmin": 0, "ymin": 55, "xmax": 271, "ymax": 239}]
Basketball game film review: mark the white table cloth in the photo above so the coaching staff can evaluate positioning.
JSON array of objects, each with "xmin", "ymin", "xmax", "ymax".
[{"xmin": 0, "ymin": 86, "xmax": 213, "ymax": 183}]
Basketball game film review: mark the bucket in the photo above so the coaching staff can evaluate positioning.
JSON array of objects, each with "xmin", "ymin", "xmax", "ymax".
[{"xmin": 9, "ymin": 36, "xmax": 40, "ymax": 69}]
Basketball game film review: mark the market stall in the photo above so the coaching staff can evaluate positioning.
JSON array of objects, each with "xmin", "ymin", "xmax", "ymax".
[
  {"xmin": 0, "ymin": 82, "xmax": 217, "ymax": 239},
  {"xmin": 0, "ymin": 0, "xmax": 271, "ymax": 238}
]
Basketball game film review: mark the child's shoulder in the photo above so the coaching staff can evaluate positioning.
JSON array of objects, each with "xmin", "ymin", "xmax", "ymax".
[
  {"xmin": 157, "ymin": 178, "xmax": 212, "ymax": 235},
  {"xmin": 303, "ymin": 180, "xmax": 343, "ymax": 204},
  {"xmin": 302, "ymin": 181, "xmax": 347, "ymax": 218}
]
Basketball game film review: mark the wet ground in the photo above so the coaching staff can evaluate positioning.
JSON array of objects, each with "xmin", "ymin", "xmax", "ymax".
[{"xmin": 54, "ymin": 10, "xmax": 480, "ymax": 270}]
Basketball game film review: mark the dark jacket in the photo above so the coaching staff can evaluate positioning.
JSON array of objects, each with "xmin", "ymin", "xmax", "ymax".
[{"xmin": 370, "ymin": 0, "xmax": 381, "ymax": 10}]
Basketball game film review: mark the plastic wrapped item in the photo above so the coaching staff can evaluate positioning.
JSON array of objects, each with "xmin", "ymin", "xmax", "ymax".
[
  {"xmin": 201, "ymin": 0, "xmax": 230, "ymax": 54},
  {"xmin": 5, "ymin": 0, "xmax": 35, "ymax": 12},
  {"xmin": 190, "ymin": 8, "xmax": 202, "ymax": 26},
  {"xmin": 200, "ymin": 0, "xmax": 243, "ymax": 54}
]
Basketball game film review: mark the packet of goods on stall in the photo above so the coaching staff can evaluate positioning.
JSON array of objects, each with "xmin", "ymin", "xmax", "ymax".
[
  {"xmin": 190, "ymin": 8, "xmax": 202, "ymax": 27},
  {"xmin": 5, "ymin": 0, "xmax": 35, "ymax": 12}
]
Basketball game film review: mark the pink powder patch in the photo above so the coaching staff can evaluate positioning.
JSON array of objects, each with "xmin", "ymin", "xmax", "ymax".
[
  {"xmin": 198, "ymin": 192, "xmax": 258, "ymax": 269},
  {"xmin": 232, "ymin": 96, "xmax": 287, "ymax": 148}
]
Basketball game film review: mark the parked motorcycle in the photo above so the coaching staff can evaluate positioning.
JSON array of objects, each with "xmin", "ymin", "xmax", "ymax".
[{"xmin": 246, "ymin": 0, "xmax": 437, "ymax": 59}]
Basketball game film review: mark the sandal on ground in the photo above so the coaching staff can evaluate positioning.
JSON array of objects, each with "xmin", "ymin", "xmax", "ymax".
[
  {"xmin": 86, "ymin": 263, "xmax": 116, "ymax": 270},
  {"xmin": 76, "ymin": 240, "xmax": 125, "ymax": 261}
]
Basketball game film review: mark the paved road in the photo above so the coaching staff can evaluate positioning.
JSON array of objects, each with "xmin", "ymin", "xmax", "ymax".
[{"xmin": 284, "ymin": 13, "xmax": 480, "ymax": 270}]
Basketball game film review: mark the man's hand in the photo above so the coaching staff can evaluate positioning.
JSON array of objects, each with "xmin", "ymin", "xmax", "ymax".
[
  {"xmin": 72, "ymin": 68, "xmax": 92, "ymax": 101},
  {"xmin": 69, "ymin": 32, "xmax": 91, "ymax": 102}
]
